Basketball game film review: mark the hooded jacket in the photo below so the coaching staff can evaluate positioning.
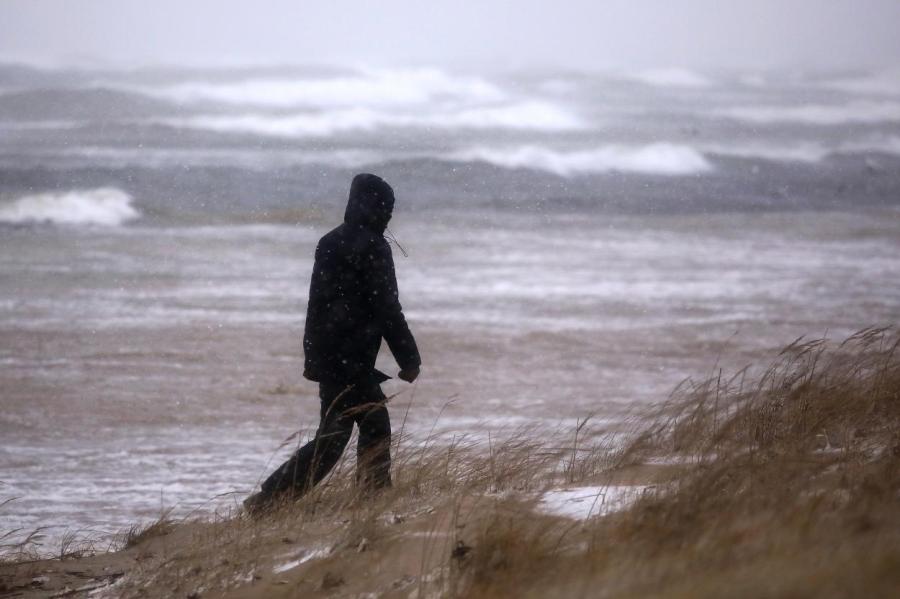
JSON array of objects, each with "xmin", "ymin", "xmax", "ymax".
[{"xmin": 303, "ymin": 174, "xmax": 421, "ymax": 384}]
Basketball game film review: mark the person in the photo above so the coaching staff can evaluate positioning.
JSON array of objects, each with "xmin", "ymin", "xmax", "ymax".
[{"xmin": 244, "ymin": 173, "xmax": 420, "ymax": 515}]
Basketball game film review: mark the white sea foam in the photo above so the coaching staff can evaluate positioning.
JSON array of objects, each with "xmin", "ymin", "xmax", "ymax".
[
  {"xmin": 628, "ymin": 68, "xmax": 712, "ymax": 88},
  {"xmin": 448, "ymin": 143, "xmax": 712, "ymax": 176},
  {"xmin": 449, "ymin": 101, "xmax": 580, "ymax": 130},
  {"xmin": 842, "ymin": 135, "xmax": 900, "ymax": 156},
  {"xmin": 161, "ymin": 100, "xmax": 580, "ymax": 137},
  {"xmin": 134, "ymin": 67, "xmax": 504, "ymax": 108},
  {"xmin": 703, "ymin": 142, "xmax": 832, "ymax": 163},
  {"xmin": 162, "ymin": 109, "xmax": 383, "ymax": 137},
  {"xmin": 717, "ymin": 100, "xmax": 900, "ymax": 125},
  {"xmin": 704, "ymin": 136, "xmax": 900, "ymax": 163},
  {"xmin": 0, "ymin": 188, "xmax": 139, "ymax": 226}
]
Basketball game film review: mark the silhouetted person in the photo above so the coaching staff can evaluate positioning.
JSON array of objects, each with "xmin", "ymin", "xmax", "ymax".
[{"xmin": 245, "ymin": 174, "xmax": 420, "ymax": 515}]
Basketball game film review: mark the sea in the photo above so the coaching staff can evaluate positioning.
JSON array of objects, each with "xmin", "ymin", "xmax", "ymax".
[{"xmin": 1, "ymin": 63, "xmax": 899, "ymax": 545}]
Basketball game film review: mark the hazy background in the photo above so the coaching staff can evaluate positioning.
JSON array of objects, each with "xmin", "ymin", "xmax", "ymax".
[{"xmin": 3, "ymin": 0, "xmax": 900, "ymax": 70}]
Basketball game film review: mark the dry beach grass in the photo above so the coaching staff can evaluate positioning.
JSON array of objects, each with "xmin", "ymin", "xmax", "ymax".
[
  {"xmin": 2, "ymin": 328, "xmax": 899, "ymax": 597},
  {"xmin": 465, "ymin": 327, "xmax": 900, "ymax": 598}
]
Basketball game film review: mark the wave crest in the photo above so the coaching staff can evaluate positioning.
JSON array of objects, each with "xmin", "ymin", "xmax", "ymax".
[
  {"xmin": 136, "ymin": 68, "xmax": 505, "ymax": 109},
  {"xmin": 449, "ymin": 144, "xmax": 713, "ymax": 176},
  {"xmin": 717, "ymin": 101, "xmax": 900, "ymax": 125},
  {"xmin": 0, "ymin": 188, "xmax": 139, "ymax": 226},
  {"xmin": 159, "ymin": 101, "xmax": 580, "ymax": 137}
]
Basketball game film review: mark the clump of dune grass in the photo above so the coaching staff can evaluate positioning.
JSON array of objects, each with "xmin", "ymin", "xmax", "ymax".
[
  {"xmin": 122, "ymin": 509, "xmax": 176, "ymax": 550},
  {"xmin": 0, "ymin": 488, "xmax": 49, "ymax": 565},
  {"xmin": 0, "ymin": 527, "xmax": 47, "ymax": 565},
  {"xmin": 463, "ymin": 327, "xmax": 900, "ymax": 598}
]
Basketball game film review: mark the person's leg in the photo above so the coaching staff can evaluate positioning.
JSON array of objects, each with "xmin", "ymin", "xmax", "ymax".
[
  {"xmin": 259, "ymin": 383, "xmax": 355, "ymax": 501},
  {"xmin": 354, "ymin": 384, "xmax": 392, "ymax": 491}
]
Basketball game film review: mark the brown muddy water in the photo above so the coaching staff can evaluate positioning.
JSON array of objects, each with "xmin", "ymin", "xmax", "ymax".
[{"xmin": 2, "ymin": 208, "xmax": 899, "ymax": 543}]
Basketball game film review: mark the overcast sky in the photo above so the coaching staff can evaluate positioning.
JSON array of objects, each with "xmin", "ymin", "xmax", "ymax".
[{"xmin": 2, "ymin": 0, "xmax": 900, "ymax": 71}]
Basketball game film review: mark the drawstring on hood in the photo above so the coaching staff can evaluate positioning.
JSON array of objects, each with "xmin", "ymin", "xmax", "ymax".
[{"xmin": 384, "ymin": 226, "xmax": 409, "ymax": 257}]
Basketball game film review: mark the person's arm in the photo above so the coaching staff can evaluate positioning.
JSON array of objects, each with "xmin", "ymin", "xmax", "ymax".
[{"xmin": 369, "ymin": 240, "xmax": 421, "ymax": 379}]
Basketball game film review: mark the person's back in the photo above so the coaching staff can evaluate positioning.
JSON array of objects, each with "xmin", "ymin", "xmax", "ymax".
[
  {"xmin": 303, "ymin": 180, "xmax": 419, "ymax": 384},
  {"xmin": 245, "ymin": 173, "xmax": 420, "ymax": 514}
]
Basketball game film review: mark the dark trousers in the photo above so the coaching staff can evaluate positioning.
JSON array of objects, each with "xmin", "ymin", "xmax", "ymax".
[{"xmin": 260, "ymin": 382, "xmax": 392, "ymax": 500}]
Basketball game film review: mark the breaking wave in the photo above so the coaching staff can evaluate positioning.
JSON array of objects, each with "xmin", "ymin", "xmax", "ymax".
[
  {"xmin": 844, "ymin": 135, "xmax": 900, "ymax": 156},
  {"xmin": 448, "ymin": 144, "xmax": 713, "ymax": 176},
  {"xmin": 704, "ymin": 136, "xmax": 900, "ymax": 162},
  {"xmin": 160, "ymin": 101, "xmax": 580, "ymax": 137},
  {"xmin": 133, "ymin": 67, "xmax": 505, "ymax": 109},
  {"xmin": 717, "ymin": 101, "xmax": 900, "ymax": 125},
  {"xmin": 703, "ymin": 142, "xmax": 832, "ymax": 163},
  {"xmin": 0, "ymin": 188, "xmax": 139, "ymax": 226}
]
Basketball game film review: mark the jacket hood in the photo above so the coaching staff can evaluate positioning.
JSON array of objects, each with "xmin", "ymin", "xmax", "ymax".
[{"xmin": 344, "ymin": 173, "xmax": 395, "ymax": 234}]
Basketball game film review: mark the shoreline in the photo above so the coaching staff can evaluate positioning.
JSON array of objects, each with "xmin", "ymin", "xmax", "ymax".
[{"xmin": 3, "ymin": 329, "xmax": 899, "ymax": 598}]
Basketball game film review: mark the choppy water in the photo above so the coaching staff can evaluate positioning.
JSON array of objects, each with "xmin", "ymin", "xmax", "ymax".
[
  {"xmin": 1, "ymin": 63, "xmax": 900, "ymax": 545},
  {"xmin": 3, "ymin": 210, "xmax": 899, "ymax": 543},
  {"xmin": 2, "ymin": 63, "xmax": 900, "ymax": 222}
]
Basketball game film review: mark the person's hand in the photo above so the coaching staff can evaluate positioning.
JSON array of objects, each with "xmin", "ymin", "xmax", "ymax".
[{"xmin": 398, "ymin": 367, "xmax": 420, "ymax": 383}]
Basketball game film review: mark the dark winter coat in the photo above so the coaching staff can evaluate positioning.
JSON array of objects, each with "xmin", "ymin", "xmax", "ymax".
[{"xmin": 302, "ymin": 173, "xmax": 420, "ymax": 384}]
